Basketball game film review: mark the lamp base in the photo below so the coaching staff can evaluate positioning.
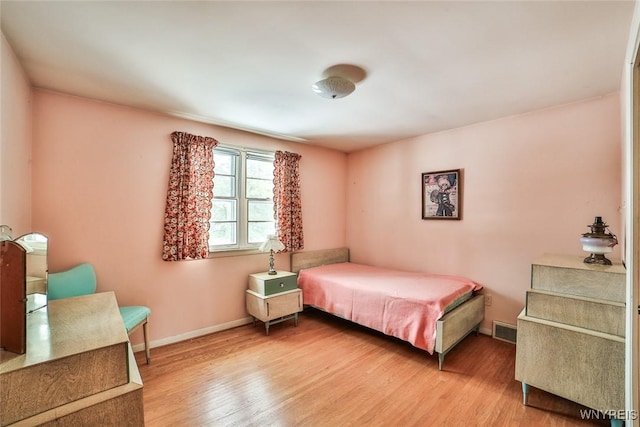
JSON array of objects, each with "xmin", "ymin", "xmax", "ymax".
[
  {"xmin": 267, "ymin": 250, "xmax": 278, "ymax": 275},
  {"xmin": 583, "ymin": 253, "xmax": 612, "ymax": 266}
]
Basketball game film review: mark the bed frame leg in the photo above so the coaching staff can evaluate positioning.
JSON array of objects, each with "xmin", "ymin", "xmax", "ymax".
[
  {"xmin": 522, "ymin": 382, "xmax": 529, "ymax": 406},
  {"xmin": 438, "ymin": 353, "xmax": 444, "ymax": 371}
]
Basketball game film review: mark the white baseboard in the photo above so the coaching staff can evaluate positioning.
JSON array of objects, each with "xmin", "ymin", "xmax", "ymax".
[
  {"xmin": 131, "ymin": 317, "xmax": 254, "ymax": 353},
  {"xmin": 131, "ymin": 319, "xmax": 494, "ymax": 353}
]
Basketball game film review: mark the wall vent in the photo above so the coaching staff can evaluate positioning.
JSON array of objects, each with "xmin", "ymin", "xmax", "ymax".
[{"xmin": 492, "ymin": 321, "xmax": 517, "ymax": 344}]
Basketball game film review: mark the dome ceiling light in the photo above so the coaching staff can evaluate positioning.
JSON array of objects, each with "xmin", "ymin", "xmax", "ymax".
[
  {"xmin": 312, "ymin": 76, "xmax": 356, "ymax": 99},
  {"xmin": 312, "ymin": 64, "xmax": 367, "ymax": 99}
]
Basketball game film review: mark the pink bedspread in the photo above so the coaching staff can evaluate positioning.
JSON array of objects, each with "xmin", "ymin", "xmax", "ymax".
[{"xmin": 297, "ymin": 262, "xmax": 482, "ymax": 354}]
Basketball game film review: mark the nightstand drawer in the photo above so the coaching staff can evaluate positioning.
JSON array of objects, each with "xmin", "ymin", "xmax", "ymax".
[{"xmin": 249, "ymin": 271, "xmax": 297, "ymax": 295}]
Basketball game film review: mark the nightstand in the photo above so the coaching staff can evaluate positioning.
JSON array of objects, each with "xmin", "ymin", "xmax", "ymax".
[{"xmin": 246, "ymin": 271, "xmax": 302, "ymax": 335}]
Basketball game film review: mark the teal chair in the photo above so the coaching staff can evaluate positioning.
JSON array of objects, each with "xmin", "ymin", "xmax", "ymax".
[{"xmin": 48, "ymin": 263, "xmax": 151, "ymax": 364}]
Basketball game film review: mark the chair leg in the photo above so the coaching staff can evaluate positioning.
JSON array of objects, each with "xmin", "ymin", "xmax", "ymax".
[{"xmin": 143, "ymin": 319, "xmax": 150, "ymax": 365}]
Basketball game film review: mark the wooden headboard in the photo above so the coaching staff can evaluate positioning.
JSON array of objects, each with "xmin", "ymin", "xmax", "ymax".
[{"xmin": 290, "ymin": 247, "xmax": 349, "ymax": 274}]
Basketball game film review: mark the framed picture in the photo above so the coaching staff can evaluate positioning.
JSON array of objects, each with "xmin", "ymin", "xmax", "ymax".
[{"xmin": 422, "ymin": 169, "xmax": 461, "ymax": 220}]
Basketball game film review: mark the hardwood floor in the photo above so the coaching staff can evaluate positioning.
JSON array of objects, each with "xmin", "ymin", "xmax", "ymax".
[{"xmin": 135, "ymin": 308, "xmax": 609, "ymax": 426}]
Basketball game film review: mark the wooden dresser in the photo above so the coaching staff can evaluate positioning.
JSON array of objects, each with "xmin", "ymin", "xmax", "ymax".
[
  {"xmin": 0, "ymin": 292, "xmax": 144, "ymax": 426},
  {"xmin": 515, "ymin": 254, "xmax": 625, "ymax": 417}
]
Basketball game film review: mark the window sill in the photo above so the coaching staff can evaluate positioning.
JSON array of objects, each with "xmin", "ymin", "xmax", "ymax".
[{"xmin": 208, "ymin": 248, "xmax": 263, "ymax": 258}]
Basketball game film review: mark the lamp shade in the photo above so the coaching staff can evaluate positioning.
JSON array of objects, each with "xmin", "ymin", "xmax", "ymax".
[
  {"xmin": 259, "ymin": 235, "xmax": 285, "ymax": 253},
  {"xmin": 312, "ymin": 76, "xmax": 356, "ymax": 99}
]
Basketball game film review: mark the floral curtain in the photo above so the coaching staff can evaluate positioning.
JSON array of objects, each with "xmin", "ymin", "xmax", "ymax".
[
  {"xmin": 273, "ymin": 151, "xmax": 303, "ymax": 252},
  {"xmin": 162, "ymin": 131, "xmax": 218, "ymax": 261}
]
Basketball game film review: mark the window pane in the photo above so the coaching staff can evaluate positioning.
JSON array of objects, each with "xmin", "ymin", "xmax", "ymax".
[
  {"xmin": 246, "ymin": 177, "xmax": 273, "ymax": 199},
  {"xmin": 247, "ymin": 157, "xmax": 273, "ymax": 179},
  {"xmin": 214, "ymin": 175, "xmax": 236, "ymax": 198},
  {"xmin": 209, "ymin": 222, "xmax": 237, "ymax": 246},
  {"xmin": 211, "ymin": 199, "xmax": 236, "ymax": 221},
  {"xmin": 210, "ymin": 147, "xmax": 277, "ymax": 251},
  {"xmin": 248, "ymin": 221, "xmax": 275, "ymax": 244},
  {"xmin": 214, "ymin": 151, "xmax": 236, "ymax": 175},
  {"xmin": 248, "ymin": 200, "xmax": 274, "ymax": 221}
]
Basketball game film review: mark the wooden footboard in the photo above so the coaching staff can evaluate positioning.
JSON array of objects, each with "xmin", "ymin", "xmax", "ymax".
[{"xmin": 435, "ymin": 294, "xmax": 485, "ymax": 370}]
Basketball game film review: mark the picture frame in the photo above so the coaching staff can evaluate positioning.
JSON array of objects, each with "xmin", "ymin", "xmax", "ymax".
[{"xmin": 422, "ymin": 169, "xmax": 462, "ymax": 220}]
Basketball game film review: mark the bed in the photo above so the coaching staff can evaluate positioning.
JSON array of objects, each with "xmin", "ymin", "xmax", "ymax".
[{"xmin": 291, "ymin": 248, "xmax": 485, "ymax": 370}]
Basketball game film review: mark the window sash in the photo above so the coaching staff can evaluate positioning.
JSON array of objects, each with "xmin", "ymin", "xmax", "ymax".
[{"xmin": 210, "ymin": 146, "xmax": 274, "ymax": 251}]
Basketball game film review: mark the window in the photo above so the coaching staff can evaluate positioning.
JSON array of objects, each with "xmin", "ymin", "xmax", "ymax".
[{"xmin": 209, "ymin": 146, "xmax": 275, "ymax": 251}]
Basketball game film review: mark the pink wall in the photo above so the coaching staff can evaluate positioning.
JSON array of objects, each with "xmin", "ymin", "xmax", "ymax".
[
  {"xmin": 1, "ymin": 33, "xmax": 32, "ymax": 235},
  {"xmin": 347, "ymin": 94, "xmax": 622, "ymax": 331},
  {"xmin": 15, "ymin": 62, "xmax": 624, "ymax": 346},
  {"xmin": 32, "ymin": 90, "xmax": 347, "ymax": 346}
]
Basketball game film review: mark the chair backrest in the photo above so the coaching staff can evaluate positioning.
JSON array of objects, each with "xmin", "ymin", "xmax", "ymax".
[{"xmin": 47, "ymin": 263, "xmax": 97, "ymax": 300}]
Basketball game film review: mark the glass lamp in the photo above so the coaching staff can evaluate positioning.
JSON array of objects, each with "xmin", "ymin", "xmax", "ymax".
[
  {"xmin": 580, "ymin": 216, "xmax": 618, "ymax": 265},
  {"xmin": 259, "ymin": 235, "xmax": 285, "ymax": 275}
]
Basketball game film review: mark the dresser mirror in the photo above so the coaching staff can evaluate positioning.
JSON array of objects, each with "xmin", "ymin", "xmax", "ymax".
[{"xmin": 14, "ymin": 233, "xmax": 48, "ymax": 313}]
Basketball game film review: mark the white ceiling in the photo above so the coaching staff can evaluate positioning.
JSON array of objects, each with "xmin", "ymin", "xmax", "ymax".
[{"xmin": 1, "ymin": 1, "xmax": 635, "ymax": 152}]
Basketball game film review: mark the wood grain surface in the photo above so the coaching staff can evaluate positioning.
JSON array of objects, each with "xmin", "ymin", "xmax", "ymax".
[{"xmin": 135, "ymin": 308, "xmax": 608, "ymax": 426}]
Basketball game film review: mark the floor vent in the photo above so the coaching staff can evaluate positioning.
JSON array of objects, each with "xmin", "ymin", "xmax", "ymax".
[{"xmin": 492, "ymin": 321, "xmax": 517, "ymax": 344}]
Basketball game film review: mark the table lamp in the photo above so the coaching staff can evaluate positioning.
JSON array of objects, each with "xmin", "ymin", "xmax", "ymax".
[
  {"xmin": 580, "ymin": 216, "xmax": 618, "ymax": 265},
  {"xmin": 259, "ymin": 235, "xmax": 285, "ymax": 275}
]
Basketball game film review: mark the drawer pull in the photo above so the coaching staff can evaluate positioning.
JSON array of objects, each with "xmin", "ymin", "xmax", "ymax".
[{"xmin": 279, "ymin": 282, "xmax": 285, "ymax": 288}]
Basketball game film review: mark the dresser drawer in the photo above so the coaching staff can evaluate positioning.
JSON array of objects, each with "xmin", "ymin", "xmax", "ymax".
[{"xmin": 249, "ymin": 271, "xmax": 297, "ymax": 295}]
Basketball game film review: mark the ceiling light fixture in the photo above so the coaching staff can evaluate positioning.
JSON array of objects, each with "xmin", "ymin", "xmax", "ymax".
[{"xmin": 312, "ymin": 76, "xmax": 356, "ymax": 99}]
